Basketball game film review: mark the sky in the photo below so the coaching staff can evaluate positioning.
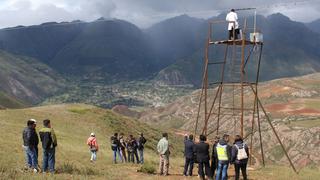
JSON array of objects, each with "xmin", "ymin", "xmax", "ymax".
[{"xmin": 0, "ymin": 0, "xmax": 319, "ymax": 28}]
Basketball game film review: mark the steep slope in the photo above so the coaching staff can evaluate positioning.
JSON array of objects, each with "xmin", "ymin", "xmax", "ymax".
[
  {"xmin": 0, "ymin": 50, "xmax": 66, "ymax": 105},
  {"xmin": 0, "ymin": 91, "xmax": 26, "ymax": 109},
  {"xmin": 155, "ymin": 14, "xmax": 320, "ymax": 86},
  {"xmin": 0, "ymin": 19, "xmax": 159, "ymax": 82},
  {"xmin": 139, "ymin": 73, "xmax": 320, "ymax": 167},
  {"xmin": 52, "ymin": 19, "xmax": 157, "ymax": 81},
  {"xmin": 306, "ymin": 19, "xmax": 320, "ymax": 34},
  {"xmin": 146, "ymin": 15, "xmax": 206, "ymax": 67},
  {"xmin": 0, "ymin": 22, "xmax": 85, "ymax": 63}
]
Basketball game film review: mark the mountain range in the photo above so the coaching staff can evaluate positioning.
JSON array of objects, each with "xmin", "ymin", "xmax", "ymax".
[
  {"xmin": 0, "ymin": 13, "xmax": 319, "ymax": 107},
  {"xmin": 155, "ymin": 13, "xmax": 320, "ymax": 86}
]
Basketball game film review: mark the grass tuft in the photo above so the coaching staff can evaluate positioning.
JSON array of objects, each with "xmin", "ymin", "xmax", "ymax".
[
  {"xmin": 138, "ymin": 162, "xmax": 156, "ymax": 174},
  {"xmin": 57, "ymin": 162, "xmax": 97, "ymax": 176},
  {"xmin": 68, "ymin": 107, "xmax": 90, "ymax": 114}
]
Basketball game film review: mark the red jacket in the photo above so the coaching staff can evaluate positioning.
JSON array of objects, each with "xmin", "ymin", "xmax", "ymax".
[{"xmin": 87, "ymin": 137, "xmax": 99, "ymax": 151}]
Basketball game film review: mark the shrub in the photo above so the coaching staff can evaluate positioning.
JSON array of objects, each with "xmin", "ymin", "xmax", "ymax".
[
  {"xmin": 138, "ymin": 163, "xmax": 156, "ymax": 174},
  {"xmin": 57, "ymin": 162, "xmax": 97, "ymax": 176},
  {"xmin": 58, "ymin": 162, "xmax": 79, "ymax": 174}
]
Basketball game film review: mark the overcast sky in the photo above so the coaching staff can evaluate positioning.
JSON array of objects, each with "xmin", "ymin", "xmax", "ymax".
[{"xmin": 0, "ymin": 0, "xmax": 319, "ymax": 28}]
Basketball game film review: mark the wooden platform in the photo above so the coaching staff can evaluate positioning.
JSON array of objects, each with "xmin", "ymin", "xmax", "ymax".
[{"xmin": 210, "ymin": 39, "xmax": 263, "ymax": 45}]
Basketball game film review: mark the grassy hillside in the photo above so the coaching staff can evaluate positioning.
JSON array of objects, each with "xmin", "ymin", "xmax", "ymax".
[
  {"xmin": 0, "ymin": 50, "xmax": 66, "ymax": 105},
  {"xmin": 0, "ymin": 91, "xmax": 26, "ymax": 109},
  {"xmin": 0, "ymin": 104, "xmax": 184, "ymax": 179},
  {"xmin": 0, "ymin": 104, "xmax": 319, "ymax": 179}
]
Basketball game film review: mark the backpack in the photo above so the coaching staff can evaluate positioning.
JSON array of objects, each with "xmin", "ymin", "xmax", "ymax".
[
  {"xmin": 89, "ymin": 139, "xmax": 97, "ymax": 151},
  {"xmin": 235, "ymin": 144, "xmax": 248, "ymax": 160}
]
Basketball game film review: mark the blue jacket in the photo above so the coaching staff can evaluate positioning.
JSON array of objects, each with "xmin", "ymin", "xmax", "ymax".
[{"xmin": 184, "ymin": 139, "xmax": 195, "ymax": 158}]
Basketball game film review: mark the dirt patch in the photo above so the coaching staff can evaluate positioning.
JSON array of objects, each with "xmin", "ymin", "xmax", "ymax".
[
  {"xmin": 290, "ymin": 108, "xmax": 320, "ymax": 115},
  {"xmin": 265, "ymin": 103, "xmax": 288, "ymax": 111}
]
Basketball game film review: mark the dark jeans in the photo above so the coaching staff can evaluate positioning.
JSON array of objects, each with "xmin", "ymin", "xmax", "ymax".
[
  {"xmin": 113, "ymin": 149, "xmax": 122, "ymax": 163},
  {"xmin": 228, "ymin": 28, "xmax": 240, "ymax": 40},
  {"xmin": 35, "ymin": 146, "xmax": 39, "ymax": 165},
  {"xmin": 234, "ymin": 163, "xmax": 247, "ymax": 180},
  {"xmin": 210, "ymin": 159, "xmax": 217, "ymax": 178},
  {"xmin": 43, "ymin": 148, "xmax": 55, "ymax": 172},
  {"xmin": 198, "ymin": 161, "xmax": 211, "ymax": 179},
  {"xmin": 128, "ymin": 150, "xmax": 139, "ymax": 163},
  {"xmin": 183, "ymin": 157, "xmax": 194, "ymax": 176}
]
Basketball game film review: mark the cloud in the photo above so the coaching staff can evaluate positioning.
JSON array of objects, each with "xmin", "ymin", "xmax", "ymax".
[{"xmin": 0, "ymin": 0, "xmax": 318, "ymax": 28}]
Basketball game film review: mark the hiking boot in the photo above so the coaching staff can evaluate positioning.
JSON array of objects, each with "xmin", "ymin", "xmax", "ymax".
[{"xmin": 33, "ymin": 168, "xmax": 38, "ymax": 173}]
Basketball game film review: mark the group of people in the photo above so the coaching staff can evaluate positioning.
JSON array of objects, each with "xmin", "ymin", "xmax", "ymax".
[
  {"xmin": 156, "ymin": 132, "xmax": 249, "ymax": 179},
  {"xmin": 22, "ymin": 119, "xmax": 57, "ymax": 173},
  {"xmin": 86, "ymin": 132, "xmax": 147, "ymax": 164},
  {"xmin": 183, "ymin": 133, "xmax": 249, "ymax": 180},
  {"xmin": 23, "ymin": 118, "xmax": 248, "ymax": 180},
  {"xmin": 110, "ymin": 133, "xmax": 147, "ymax": 164}
]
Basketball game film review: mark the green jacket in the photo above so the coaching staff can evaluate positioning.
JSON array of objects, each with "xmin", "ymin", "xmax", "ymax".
[
  {"xmin": 39, "ymin": 127, "xmax": 57, "ymax": 149},
  {"xmin": 157, "ymin": 137, "xmax": 169, "ymax": 155}
]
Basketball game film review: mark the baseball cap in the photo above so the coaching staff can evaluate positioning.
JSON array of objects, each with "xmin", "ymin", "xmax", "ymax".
[{"xmin": 30, "ymin": 119, "xmax": 37, "ymax": 124}]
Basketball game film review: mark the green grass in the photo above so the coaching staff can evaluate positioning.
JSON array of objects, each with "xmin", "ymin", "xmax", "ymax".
[
  {"xmin": 138, "ymin": 162, "xmax": 156, "ymax": 174},
  {"xmin": 0, "ymin": 104, "xmax": 319, "ymax": 179},
  {"xmin": 305, "ymin": 100, "xmax": 320, "ymax": 109},
  {"xmin": 67, "ymin": 107, "xmax": 91, "ymax": 114},
  {"xmin": 0, "ymin": 91, "xmax": 26, "ymax": 109},
  {"xmin": 289, "ymin": 119, "xmax": 320, "ymax": 128},
  {"xmin": 250, "ymin": 165, "xmax": 320, "ymax": 180},
  {"xmin": 0, "ymin": 104, "xmax": 184, "ymax": 179}
]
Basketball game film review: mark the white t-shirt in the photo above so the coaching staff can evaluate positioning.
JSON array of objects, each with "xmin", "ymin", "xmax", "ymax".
[{"xmin": 226, "ymin": 12, "xmax": 239, "ymax": 30}]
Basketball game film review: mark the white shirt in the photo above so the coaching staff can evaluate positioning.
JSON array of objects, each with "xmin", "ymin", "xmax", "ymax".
[{"xmin": 226, "ymin": 12, "xmax": 239, "ymax": 30}]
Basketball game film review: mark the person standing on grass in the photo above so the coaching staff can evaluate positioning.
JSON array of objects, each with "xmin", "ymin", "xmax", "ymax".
[
  {"xmin": 195, "ymin": 134, "xmax": 211, "ymax": 180},
  {"xmin": 39, "ymin": 119, "xmax": 57, "ymax": 173},
  {"xmin": 127, "ymin": 135, "xmax": 139, "ymax": 163},
  {"xmin": 87, "ymin": 132, "xmax": 99, "ymax": 162},
  {"xmin": 22, "ymin": 119, "xmax": 39, "ymax": 173},
  {"xmin": 157, "ymin": 132, "xmax": 170, "ymax": 176},
  {"xmin": 210, "ymin": 136, "xmax": 220, "ymax": 179},
  {"xmin": 29, "ymin": 119, "xmax": 40, "ymax": 169},
  {"xmin": 119, "ymin": 133, "xmax": 127, "ymax": 162},
  {"xmin": 111, "ymin": 133, "xmax": 122, "ymax": 163},
  {"xmin": 215, "ymin": 134, "xmax": 231, "ymax": 180},
  {"xmin": 183, "ymin": 134, "xmax": 195, "ymax": 176},
  {"xmin": 231, "ymin": 135, "xmax": 249, "ymax": 180},
  {"xmin": 137, "ymin": 133, "xmax": 147, "ymax": 164}
]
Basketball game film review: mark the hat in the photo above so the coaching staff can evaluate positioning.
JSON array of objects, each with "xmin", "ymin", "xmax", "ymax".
[
  {"xmin": 30, "ymin": 119, "xmax": 37, "ymax": 124},
  {"xmin": 90, "ymin": 132, "xmax": 95, "ymax": 137}
]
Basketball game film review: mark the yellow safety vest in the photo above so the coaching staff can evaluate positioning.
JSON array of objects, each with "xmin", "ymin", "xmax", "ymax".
[{"xmin": 216, "ymin": 144, "xmax": 228, "ymax": 161}]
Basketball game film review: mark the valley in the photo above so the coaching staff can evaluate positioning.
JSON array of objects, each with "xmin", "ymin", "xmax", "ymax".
[{"xmin": 0, "ymin": 10, "xmax": 319, "ymax": 180}]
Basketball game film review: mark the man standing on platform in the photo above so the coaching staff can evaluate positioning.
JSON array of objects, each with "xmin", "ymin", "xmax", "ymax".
[{"xmin": 226, "ymin": 9, "xmax": 240, "ymax": 40}]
